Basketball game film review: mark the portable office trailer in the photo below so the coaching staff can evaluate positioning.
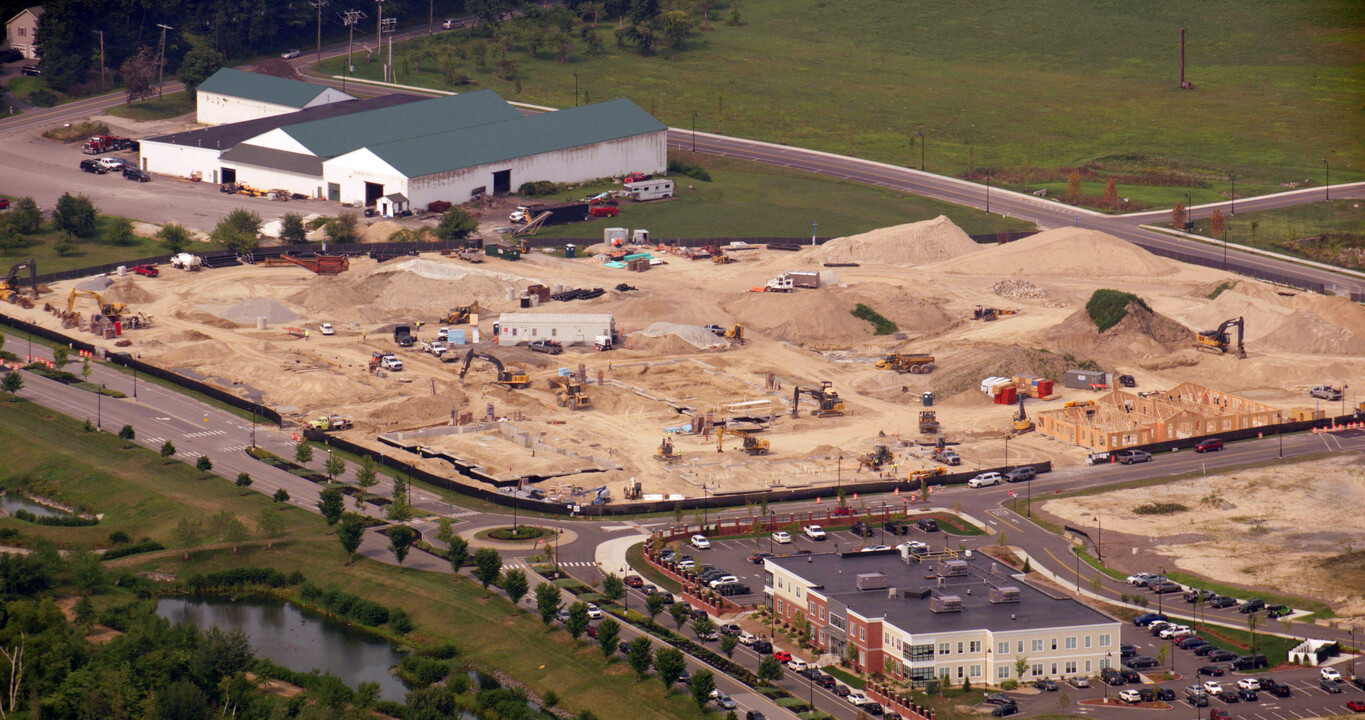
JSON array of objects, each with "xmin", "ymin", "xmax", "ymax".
[{"xmin": 494, "ymin": 312, "xmax": 615, "ymax": 347}]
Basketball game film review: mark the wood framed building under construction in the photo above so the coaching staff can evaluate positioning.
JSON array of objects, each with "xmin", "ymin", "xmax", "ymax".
[{"xmin": 1035, "ymin": 382, "xmax": 1282, "ymax": 451}]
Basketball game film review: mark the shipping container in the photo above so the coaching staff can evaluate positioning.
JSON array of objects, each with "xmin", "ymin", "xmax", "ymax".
[
  {"xmin": 787, "ymin": 271, "xmax": 821, "ymax": 289},
  {"xmin": 1064, "ymin": 370, "xmax": 1109, "ymax": 390}
]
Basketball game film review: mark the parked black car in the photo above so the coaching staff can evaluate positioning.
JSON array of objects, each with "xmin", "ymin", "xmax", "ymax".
[
  {"xmin": 1206, "ymin": 649, "xmax": 1237, "ymax": 662},
  {"xmin": 1230, "ymin": 654, "xmax": 1267, "ymax": 671},
  {"xmin": 123, "ymin": 167, "xmax": 151, "ymax": 182},
  {"xmin": 1101, "ymin": 668, "xmax": 1125, "ymax": 686},
  {"xmin": 1120, "ymin": 644, "xmax": 1137, "ymax": 658},
  {"xmin": 1207, "ymin": 595, "xmax": 1237, "ymax": 608},
  {"xmin": 751, "ymin": 640, "xmax": 772, "ymax": 654},
  {"xmin": 1184, "ymin": 588, "xmax": 1216, "ymax": 603},
  {"xmin": 1033, "ymin": 679, "xmax": 1058, "ymax": 691},
  {"xmin": 1258, "ymin": 679, "xmax": 1290, "ymax": 697},
  {"xmin": 79, "ymin": 159, "xmax": 107, "ymax": 174},
  {"xmin": 1194, "ymin": 644, "xmax": 1220, "ymax": 656},
  {"xmin": 1120, "ymin": 668, "xmax": 1141, "ymax": 684},
  {"xmin": 1320, "ymin": 679, "xmax": 1343, "ymax": 694},
  {"xmin": 1239, "ymin": 599, "xmax": 1266, "ymax": 613},
  {"xmin": 1155, "ymin": 687, "xmax": 1176, "ymax": 701},
  {"xmin": 1197, "ymin": 665, "xmax": 1225, "ymax": 677},
  {"xmin": 850, "ymin": 521, "xmax": 875, "ymax": 537},
  {"xmin": 528, "ymin": 339, "xmax": 563, "ymax": 354},
  {"xmin": 916, "ymin": 518, "xmax": 939, "ymax": 532},
  {"xmin": 990, "ymin": 703, "xmax": 1018, "ymax": 717},
  {"xmin": 883, "ymin": 520, "xmax": 910, "ymax": 535},
  {"xmin": 1125, "ymin": 656, "xmax": 1160, "ymax": 669},
  {"xmin": 1237, "ymin": 688, "xmax": 1258, "ymax": 702},
  {"xmin": 1217, "ymin": 690, "xmax": 1239, "ymax": 703}
]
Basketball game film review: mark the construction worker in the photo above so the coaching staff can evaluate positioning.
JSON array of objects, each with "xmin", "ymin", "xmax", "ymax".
[{"xmin": 304, "ymin": 329, "xmax": 310, "ymax": 340}]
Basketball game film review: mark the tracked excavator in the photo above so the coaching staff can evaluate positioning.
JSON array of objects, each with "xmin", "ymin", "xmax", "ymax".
[
  {"xmin": 725, "ymin": 323, "xmax": 744, "ymax": 344},
  {"xmin": 66, "ymin": 289, "xmax": 128, "ymax": 320},
  {"xmin": 1013, "ymin": 394, "xmax": 1034, "ymax": 434},
  {"xmin": 0, "ymin": 259, "xmax": 37, "ymax": 306},
  {"xmin": 1195, "ymin": 316, "xmax": 1246, "ymax": 358},
  {"xmin": 656, "ymin": 436, "xmax": 682, "ymax": 464},
  {"xmin": 458, "ymin": 350, "xmax": 531, "ymax": 388},
  {"xmin": 792, "ymin": 381, "xmax": 846, "ymax": 418},
  {"xmin": 857, "ymin": 444, "xmax": 894, "ymax": 471},
  {"xmin": 717, "ymin": 427, "xmax": 769, "ymax": 455}
]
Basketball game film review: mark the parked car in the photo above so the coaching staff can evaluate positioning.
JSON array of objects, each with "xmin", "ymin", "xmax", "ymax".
[
  {"xmin": 786, "ymin": 659, "xmax": 808, "ymax": 672},
  {"xmin": 1153, "ymin": 582, "xmax": 1184, "ymax": 594},
  {"xmin": 803, "ymin": 525, "xmax": 827, "ymax": 540},
  {"xmin": 747, "ymin": 552, "xmax": 773, "ymax": 564},
  {"xmin": 751, "ymin": 640, "xmax": 772, "ymax": 654},
  {"xmin": 1157, "ymin": 624, "xmax": 1191, "ymax": 638},
  {"xmin": 281, "ymin": 49, "xmax": 301, "ymax": 59},
  {"xmin": 1236, "ymin": 679, "xmax": 1260, "ymax": 692},
  {"xmin": 1198, "ymin": 665, "xmax": 1225, "ymax": 677},
  {"xmin": 1119, "ymin": 689, "xmax": 1143, "ymax": 704},
  {"xmin": 1067, "ymin": 676, "xmax": 1091, "ymax": 689},
  {"xmin": 1177, "ymin": 637, "xmax": 1209, "ymax": 650},
  {"xmin": 441, "ymin": 18, "xmax": 458, "ymax": 29},
  {"xmin": 1005, "ymin": 466, "xmax": 1036, "ymax": 483},
  {"xmin": 123, "ymin": 167, "xmax": 151, "ymax": 182},
  {"xmin": 1125, "ymin": 656, "xmax": 1159, "ymax": 668},
  {"xmin": 883, "ymin": 519, "xmax": 910, "ymax": 535},
  {"xmin": 1185, "ymin": 688, "xmax": 1209, "ymax": 707},
  {"xmin": 1128, "ymin": 575, "xmax": 1157, "ymax": 587},
  {"xmin": 1133, "ymin": 612, "xmax": 1167, "ymax": 625},
  {"xmin": 97, "ymin": 157, "xmax": 131, "ymax": 171},
  {"xmin": 1184, "ymin": 588, "xmax": 1216, "ymax": 603},
  {"xmin": 1120, "ymin": 668, "xmax": 1141, "ymax": 684},
  {"xmin": 1194, "ymin": 644, "xmax": 1221, "ymax": 656},
  {"xmin": 1032, "ymin": 679, "xmax": 1058, "ymax": 691},
  {"xmin": 689, "ymin": 535, "xmax": 711, "ymax": 550},
  {"xmin": 79, "ymin": 159, "xmax": 107, "ymax": 174},
  {"xmin": 850, "ymin": 521, "xmax": 874, "ymax": 537},
  {"xmin": 132, "ymin": 264, "xmax": 159, "ymax": 277},
  {"xmin": 1217, "ymin": 689, "xmax": 1239, "ymax": 703},
  {"xmin": 1345, "ymin": 700, "xmax": 1365, "ymax": 712},
  {"xmin": 916, "ymin": 518, "xmax": 939, "ymax": 532},
  {"xmin": 1207, "ymin": 595, "xmax": 1237, "ymax": 608},
  {"xmin": 989, "ymin": 702, "xmax": 1018, "ymax": 717},
  {"xmin": 772, "ymin": 531, "xmax": 792, "ymax": 544},
  {"xmin": 588, "ymin": 205, "xmax": 620, "ymax": 218},
  {"xmin": 1322, "ymin": 668, "xmax": 1344, "ymax": 682},
  {"xmin": 19, "ymin": 65, "xmax": 40, "ymax": 76},
  {"xmin": 1120, "ymin": 644, "xmax": 1137, "ymax": 658},
  {"xmin": 1155, "ymin": 687, "xmax": 1176, "ymax": 701},
  {"xmin": 773, "ymin": 650, "xmax": 792, "ymax": 663},
  {"xmin": 528, "ymin": 339, "xmax": 563, "ymax": 354},
  {"xmin": 1322, "ymin": 679, "xmax": 1344, "ymax": 693},
  {"xmin": 1239, "ymin": 598, "xmax": 1266, "ymax": 613},
  {"xmin": 1202, "ymin": 681, "xmax": 1224, "ymax": 695},
  {"xmin": 1117, "ymin": 449, "xmax": 1152, "ymax": 464},
  {"xmin": 1259, "ymin": 679, "xmax": 1290, "ymax": 697},
  {"xmin": 1266, "ymin": 604, "xmax": 1292, "ymax": 618},
  {"xmin": 1117, "ymin": 374, "xmax": 1136, "ymax": 387},
  {"xmin": 1231, "ymin": 654, "xmax": 1267, "ymax": 671},
  {"xmin": 1206, "ymin": 649, "xmax": 1237, "ymax": 662},
  {"xmin": 1208, "ymin": 710, "xmax": 1230, "ymax": 720},
  {"xmin": 623, "ymin": 575, "xmax": 643, "ymax": 588},
  {"xmin": 737, "ymin": 631, "xmax": 756, "ymax": 645},
  {"xmin": 1310, "ymin": 385, "xmax": 1343, "ymax": 401},
  {"xmin": 968, "ymin": 471, "xmax": 1002, "ymax": 488}
]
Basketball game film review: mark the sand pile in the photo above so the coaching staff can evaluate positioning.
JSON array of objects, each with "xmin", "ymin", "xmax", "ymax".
[
  {"xmin": 286, "ymin": 259, "xmax": 523, "ymax": 321},
  {"xmin": 929, "ymin": 228, "xmax": 1179, "ymax": 277},
  {"xmin": 76, "ymin": 277, "xmax": 112, "ymax": 292},
  {"xmin": 814, "ymin": 215, "xmax": 980, "ymax": 266},
  {"xmin": 362, "ymin": 220, "xmax": 405, "ymax": 243},
  {"xmin": 635, "ymin": 323, "xmax": 729, "ymax": 350},
  {"xmin": 1045, "ymin": 300, "xmax": 1191, "ymax": 359},
  {"xmin": 931, "ymin": 344, "xmax": 1086, "ymax": 397},
  {"xmin": 199, "ymin": 297, "xmax": 300, "ymax": 325},
  {"xmin": 102, "ymin": 278, "xmax": 156, "ymax": 304},
  {"xmin": 830, "ymin": 283, "xmax": 953, "ymax": 336},
  {"xmin": 1180, "ymin": 289, "xmax": 1365, "ymax": 356},
  {"xmin": 721, "ymin": 291, "xmax": 872, "ymax": 346}
]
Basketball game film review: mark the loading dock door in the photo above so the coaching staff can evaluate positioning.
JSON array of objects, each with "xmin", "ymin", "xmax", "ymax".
[
  {"xmin": 492, "ymin": 169, "xmax": 511, "ymax": 195},
  {"xmin": 221, "ymin": 168, "xmax": 236, "ymax": 184},
  {"xmin": 364, "ymin": 182, "xmax": 384, "ymax": 206},
  {"xmin": 328, "ymin": 183, "xmax": 340, "ymax": 202}
]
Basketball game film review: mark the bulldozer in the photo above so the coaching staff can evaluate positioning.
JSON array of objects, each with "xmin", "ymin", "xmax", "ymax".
[
  {"xmin": 919, "ymin": 410, "xmax": 940, "ymax": 434},
  {"xmin": 1194, "ymin": 316, "xmax": 1246, "ymax": 358},
  {"xmin": 66, "ymin": 289, "xmax": 128, "ymax": 321},
  {"xmin": 876, "ymin": 353, "xmax": 936, "ymax": 374},
  {"xmin": 724, "ymin": 323, "xmax": 744, "ymax": 344},
  {"xmin": 856, "ymin": 444, "xmax": 894, "ymax": 471},
  {"xmin": 446, "ymin": 301, "xmax": 481, "ymax": 325},
  {"xmin": 717, "ymin": 427, "xmax": 769, "ymax": 455},
  {"xmin": 656, "ymin": 436, "xmax": 682, "ymax": 464},
  {"xmin": 0, "ymin": 259, "xmax": 37, "ymax": 306},
  {"xmin": 549, "ymin": 377, "xmax": 592, "ymax": 410},
  {"xmin": 792, "ymin": 381, "xmax": 846, "ymax": 418},
  {"xmin": 458, "ymin": 350, "xmax": 530, "ymax": 388},
  {"xmin": 1013, "ymin": 394, "xmax": 1034, "ymax": 434},
  {"xmin": 972, "ymin": 306, "xmax": 1017, "ymax": 321}
]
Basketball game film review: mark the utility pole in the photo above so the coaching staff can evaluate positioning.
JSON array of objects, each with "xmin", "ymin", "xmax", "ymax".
[
  {"xmin": 342, "ymin": 10, "xmax": 365, "ymax": 93},
  {"xmin": 376, "ymin": 0, "xmax": 384, "ymax": 73},
  {"xmin": 97, "ymin": 30, "xmax": 105, "ymax": 92},
  {"xmin": 382, "ymin": 18, "xmax": 397, "ymax": 82},
  {"xmin": 155, "ymin": 24, "xmax": 173, "ymax": 98},
  {"xmin": 311, "ymin": 0, "xmax": 328, "ymax": 64}
]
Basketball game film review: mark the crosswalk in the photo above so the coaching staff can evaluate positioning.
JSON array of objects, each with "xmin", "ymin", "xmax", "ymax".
[
  {"xmin": 185, "ymin": 430, "xmax": 227, "ymax": 439},
  {"xmin": 503, "ymin": 560, "xmax": 599, "ymax": 570},
  {"xmin": 219, "ymin": 444, "xmax": 251, "ymax": 453}
]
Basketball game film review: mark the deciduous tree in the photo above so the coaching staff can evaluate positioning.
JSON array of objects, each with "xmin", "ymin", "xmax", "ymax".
[
  {"xmin": 1171, "ymin": 201, "xmax": 1188, "ymax": 229},
  {"xmin": 196, "ymin": 456, "xmax": 213, "ymax": 474},
  {"xmin": 53, "ymin": 193, "xmax": 97, "ymax": 237},
  {"xmin": 654, "ymin": 647, "xmax": 686, "ymax": 688},
  {"xmin": 258, "ymin": 507, "xmax": 285, "ymax": 549},
  {"xmin": 174, "ymin": 517, "xmax": 204, "ymax": 560},
  {"xmin": 388, "ymin": 525, "xmax": 416, "ymax": 570},
  {"xmin": 1210, "ymin": 208, "xmax": 1226, "ymax": 238},
  {"xmin": 160, "ymin": 440, "xmax": 177, "ymax": 461},
  {"xmin": 317, "ymin": 486, "xmax": 345, "ymax": 525},
  {"xmin": 627, "ymin": 636, "xmax": 653, "ymax": 678},
  {"xmin": 502, "ymin": 568, "xmax": 529, "ymax": 604},
  {"xmin": 157, "ymin": 223, "xmax": 191, "ymax": 254},
  {"xmin": 688, "ymin": 669, "xmax": 715, "ymax": 709},
  {"xmin": 293, "ymin": 440, "xmax": 313, "ymax": 465},
  {"xmin": 536, "ymin": 582, "xmax": 562, "ymax": 627},
  {"xmin": 757, "ymin": 655, "xmax": 783, "ymax": 682},
  {"xmin": 473, "ymin": 547, "xmax": 502, "ymax": 590},
  {"xmin": 565, "ymin": 601, "xmax": 590, "ymax": 640},
  {"xmin": 596, "ymin": 617, "xmax": 620, "ymax": 658},
  {"xmin": 1066, "ymin": 169, "xmax": 1082, "ymax": 203},
  {"xmin": 337, "ymin": 513, "xmax": 366, "ymax": 563},
  {"xmin": 177, "ymin": 46, "xmax": 225, "ymax": 93},
  {"xmin": 1103, "ymin": 177, "xmax": 1118, "ymax": 209},
  {"xmin": 279, "ymin": 213, "xmax": 307, "ymax": 244},
  {"xmin": 448, "ymin": 535, "xmax": 470, "ymax": 572},
  {"xmin": 120, "ymin": 47, "xmax": 158, "ymax": 106}
]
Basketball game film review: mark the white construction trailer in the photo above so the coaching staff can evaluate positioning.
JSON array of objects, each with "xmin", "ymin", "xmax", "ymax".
[{"xmin": 493, "ymin": 313, "xmax": 616, "ymax": 347}]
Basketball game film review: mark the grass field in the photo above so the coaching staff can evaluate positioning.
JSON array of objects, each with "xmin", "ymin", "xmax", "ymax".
[
  {"xmin": 0, "ymin": 396, "xmax": 703, "ymax": 720},
  {"xmin": 531, "ymin": 152, "xmax": 1032, "ymax": 239},
  {"xmin": 104, "ymin": 91, "xmax": 195, "ymax": 122},
  {"xmin": 1181, "ymin": 200, "xmax": 1365, "ymax": 270},
  {"xmin": 318, "ymin": 0, "xmax": 1362, "ymax": 209}
]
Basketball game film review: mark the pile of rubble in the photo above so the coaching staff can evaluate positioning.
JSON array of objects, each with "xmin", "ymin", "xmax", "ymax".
[{"xmin": 990, "ymin": 279, "xmax": 1048, "ymax": 299}]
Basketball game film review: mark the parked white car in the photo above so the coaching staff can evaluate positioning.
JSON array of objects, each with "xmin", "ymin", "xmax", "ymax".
[
  {"xmin": 968, "ymin": 471, "xmax": 1003, "ymax": 488},
  {"xmin": 1158, "ymin": 625, "xmax": 1190, "ymax": 639},
  {"xmin": 690, "ymin": 534, "xmax": 711, "ymax": 550},
  {"xmin": 846, "ymin": 692, "xmax": 870, "ymax": 706},
  {"xmin": 586, "ymin": 603, "xmax": 602, "ymax": 619},
  {"xmin": 737, "ymin": 631, "xmax": 757, "ymax": 646},
  {"xmin": 319, "ymin": 322, "xmax": 335, "ymax": 335},
  {"xmin": 1237, "ymin": 679, "xmax": 1260, "ymax": 691},
  {"xmin": 1202, "ymin": 681, "xmax": 1223, "ymax": 695},
  {"xmin": 281, "ymin": 48, "xmax": 301, "ymax": 59},
  {"xmin": 708, "ymin": 575, "xmax": 739, "ymax": 589},
  {"xmin": 803, "ymin": 525, "xmax": 827, "ymax": 540},
  {"xmin": 1127, "ymin": 572, "xmax": 1155, "ymax": 585},
  {"xmin": 1119, "ymin": 689, "xmax": 1142, "ymax": 704},
  {"xmin": 772, "ymin": 531, "xmax": 792, "ymax": 544},
  {"xmin": 787, "ymin": 659, "xmax": 808, "ymax": 672},
  {"xmin": 1321, "ymin": 667, "xmax": 1342, "ymax": 682}
]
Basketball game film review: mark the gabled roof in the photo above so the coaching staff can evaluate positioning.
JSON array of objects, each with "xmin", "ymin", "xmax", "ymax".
[
  {"xmin": 6, "ymin": 6, "xmax": 42, "ymax": 25},
  {"xmin": 196, "ymin": 67, "xmax": 337, "ymax": 109},
  {"xmin": 143, "ymin": 94, "xmax": 424, "ymax": 151},
  {"xmin": 278, "ymin": 89, "xmax": 523, "ymax": 158},
  {"xmin": 220, "ymin": 144, "xmax": 324, "ymax": 177},
  {"xmin": 360, "ymin": 98, "xmax": 666, "ymax": 178}
]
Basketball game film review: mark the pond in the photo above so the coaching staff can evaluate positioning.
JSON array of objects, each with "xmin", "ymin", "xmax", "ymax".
[
  {"xmin": 0, "ymin": 492, "xmax": 68, "ymax": 518},
  {"xmin": 156, "ymin": 595, "xmax": 410, "ymax": 702}
]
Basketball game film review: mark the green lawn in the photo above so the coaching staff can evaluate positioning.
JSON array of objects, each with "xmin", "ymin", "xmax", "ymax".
[
  {"xmin": 317, "ymin": 0, "xmax": 1362, "ymax": 208},
  {"xmin": 529, "ymin": 152, "xmax": 1033, "ymax": 240},
  {"xmin": 1180, "ymin": 201, "xmax": 1365, "ymax": 271},
  {"xmin": 104, "ymin": 91, "xmax": 195, "ymax": 122},
  {"xmin": 5, "ymin": 75, "xmax": 76, "ymax": 108}
]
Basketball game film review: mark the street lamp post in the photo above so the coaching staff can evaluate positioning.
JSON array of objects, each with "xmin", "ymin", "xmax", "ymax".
[
  {"xmin": 1324, "ymin": 159, "xmax": 1330, "ymax": 201},
  {"xmin": 1158, "ymin": 565, "xmax": 1166, "ymax": 617},
  {"xmin": 1229, "ymin": 171, "xmax": 1235, "ymax": 215},
  {"xmin": 97, "ymin": 383, "xmax": 103, "ymax": 430},
  {"xmin": 917, "ymin": 130, "xmax": 925, "ymax": 171},
  {"xmin": 1094, "ymin": 515, "xmax": 1102, "ymax": 562},
  {"xmin": 691, "ymin": 112, "xmax": 698, "ymax": 153},
  {"xmin": 985, "ymin": 173, "xmax": 992, "ymax": 214},
  {"xmin": 572, "ymin": 72, "xmax": 578, "ymax": 107},
  {"xmin": 1184, "ymin": 192, "xmax": 1192, "ymax": 229}
]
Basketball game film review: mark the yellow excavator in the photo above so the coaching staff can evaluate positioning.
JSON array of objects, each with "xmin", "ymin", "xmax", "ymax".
[
  {"xmin": 549, "ymin": 377, "xmax": 592, "ymax": 410},
  {"xmin": 458, "ymin": 350, "xmax": 530, "ymax": 388},
  {"xmin": 725, "ymin": 323, "xmax": 744, "ymax": 344},
  {"xmin": 1195, "ymin": 316, "xmax": 1246, "ymax": 358},
  {"xmin": 717, "ymin": 427, "xmax": 769, "ymax": 455},
  {"xmin": 1, "ymin": 259, "xmax": 37, "ymax": 305},
  {"xmin": 446, "ymin": 301, "xmax": 481, "ymax": 325},
  {"xmin": 656, "ymin": 436, "xmax": 681, "ymax": 464},
  {"xmin": 66, "ymin": 289, "xmax": 128, "ymax": 320},
  {"xmin": 792, "ymin": 381, "xmax": 846, "ymax": 418},
  {"xmin": 1013, "ymin": 395, "xmax": 1034, "ymax": 434}
]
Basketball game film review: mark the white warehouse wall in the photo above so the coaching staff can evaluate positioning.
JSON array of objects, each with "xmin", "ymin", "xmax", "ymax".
[
  {"xmin": 321, "ymin": 149, "xmax": 410, "ymax": 207},
  {"xmin": 219, "ymin": 164, "xmax": 325, "ymax": 198},
  {"xmin": 196, "ymin": 93, "xmax": 301, "ymax": 126},
  {"xmin": 139, "ymin": 141, "xmax": 225, "ymax": 182}
]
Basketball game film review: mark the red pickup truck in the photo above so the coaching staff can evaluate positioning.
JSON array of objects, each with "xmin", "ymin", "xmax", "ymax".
[{"xmin": 132, "ymin": 264, "xmax": 159, "ymax": 277}]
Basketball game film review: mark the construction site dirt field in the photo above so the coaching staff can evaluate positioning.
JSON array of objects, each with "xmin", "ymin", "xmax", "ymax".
[
  {"xmin": 1037, "ymin": 455, "xmax": 1365, "ymax": 623},
  {"xmin": 12, "ymin": 216, "xmax": 1365, "ymax": 505}
]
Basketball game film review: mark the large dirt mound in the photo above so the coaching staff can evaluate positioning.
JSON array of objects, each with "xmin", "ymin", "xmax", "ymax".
[
  {"xmin": 929, "ymin": 228, "xmax": 1179, "ymax": 277},
  {"xmin": 103, "ymin": 277, "xmax": 156, "ymax": 304},
  {"xmin": 635, "ymin": 323, "xmax": 730, "ymax": 350},
  {"xmin": 830, "ymin": 283, "xmax": 954, "ymax": 336},
  {"xmin": 199, "ymin": 297, "xmax": 300, "ymax": 324},
  {"xmin": 931, "ymin": 344, "xmax": 1090, "ymax": 397},
  {"xmin": 1179, "ymin": 289, "xmax": 1365, "ymax": 356},
  {"xmin": 814, "ymin": 216, "xmax": 981, "ymax": 266},
  {"xmin": 286, "ymin": 260, "xmax": 522, "ymax": 322},
  {"xmin": 1044, "ymin": 300, "xmax": 1191, "ymax": 358},
  {"xmin": 721, "ymin": 291, "xmax": 872, "ymax": 346}
]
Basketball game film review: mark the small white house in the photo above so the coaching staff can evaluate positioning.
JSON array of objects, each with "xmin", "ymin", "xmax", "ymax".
[
  {"xmin": 195, "ymin": 68, "xmax": 353, "ymax": 126},
  {"xmin": 624, "ymin": 178, "xmax": 674, "ymax": 201},
  {"xmin": 3, "ymin": 6, "xmax": 41, "ymax": 60},
  {"xmin": 493, "ymin": 313, "xmax": 615, "ymax": 347}
]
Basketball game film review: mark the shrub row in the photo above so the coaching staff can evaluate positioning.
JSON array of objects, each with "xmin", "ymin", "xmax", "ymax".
[
  {"xmin": 299, "ymin": 582, "xmax": 397, "ymax": 628},
  {"xmin": 667, "ymin": 160, "xmax": 711, "ymax": 182},
  {"xmin": 852, "ymin": 303, "xmax": 898, "ymax": 335},
  {"xmin": 102, "ymin": 538, "xmax": 165, "ymax": 560},
  {"xmin": 518, "ymin": 180, "xmax": 563, "ymax": 197},
  {"xmin": 186, "ymin": 567, "xmax": 297, "ymax": 590},
  {"xmin": 10, "ymin": 509, "xmax": 98, "ymax": 526}
]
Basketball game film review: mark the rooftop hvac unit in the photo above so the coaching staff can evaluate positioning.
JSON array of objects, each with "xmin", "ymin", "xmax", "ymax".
[
  {"xmin": 990, "ymin": 586, "xmax": 1021, "ymax": 604},
  {"xmin": 930, "ymin": 594, "xmax": 963, "ymax": 613},
  {"xmin": 887, "ymin": 587, "xmax": 898, "ymax": 599},
  {"xmin": 939, "ymin": 560, "xmax": 969, "ymax": 577},
  {"xmin": 856, "ymin": 572, "xmax": 888, "ymax": 591}
]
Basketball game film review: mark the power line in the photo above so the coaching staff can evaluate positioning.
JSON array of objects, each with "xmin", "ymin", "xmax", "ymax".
[
  {"xmin": 310, "ymin": 0, "xmax": 329, "ymax": 64},
  {"xmin": 340, "ymin": 9, "xmax": 366, "ymax": 93},
  {"xmin": 155, "ymin": 23, "xmax": 173, "ymax": 99}
]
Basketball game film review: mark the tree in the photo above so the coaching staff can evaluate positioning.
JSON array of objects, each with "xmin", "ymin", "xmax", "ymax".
[
  {"xmin": 596, "ymin": 617, "xmax": 620, "ymax": 658},
  {"xmin": 81, "ymin": 357, "xmax": 91, "ymax": 383},
  {"xmin": 1014, "ymin": 656, "xmax": 1029, "ymax": 685},
  {"xmin": 11, "ymin": 197, "xmax": 40, "ymax": 234},
  {"xmin": 565, "ymin": 601, "xmax": 590, "ymax": 640},
  {"xmin": 692, "ymin": 617, "xmax": 716, "ymax": 641},
  {"xmin": 177, "ymin": 46, "xmax": 225, "ymax": 93},
  {"xmin": 325, "ymin": 213, "xmax": 360, "ymax": 244},
  {"xmin": 963, "ymin": 677, "xmax": 972, "ymax": 692},
  {"xmin": 473, "ymin": 547, "xmax": 503, "ymax": 591},
  {"xmin": 1171, "ymin": 201, "xmax": 1188, "ymax": 230},
  {"xmin": 720, "ymin": 633, "xmax": 737, "ymax": 659},
  {"xmin": 120, "ymin": 46, "xmax": 158, "ymax": 106},
  {"xmin": 317, "ymin": 486, "xmax": 345, "ymax": 525},
  {"xmin": 294, "ymin": 440, "xmax": 314, "ymax": 465},
  {"xmin": 536, "ymin": 582, "xmax": 562, "ymax": 627},
  {"xmin": 196, "ymin": 456, "xmax": 213, "ymax": 474},
  {"xmin": 659, "ymin": 10, "xmax": 692, "ymax": 48},
  {"xmin": 117, "ymin": 424, "xmax": 135, "ymax": 448},
  {"xmin": 627, "ymin": 636, "xmax": 653, "ymax": 678},
  {"xmin": 279, "ymin": 212, "xmax": 307, "ymax": 245},
  {"xmin": 502, "ymin": 568, "xmax": 529, "ymax": 604},
  {"xmin": 52, "ymin": 346, "xmax": 69, "ymax": 369},
  {"xmin": 210, "ymin": 510, "xmax": 249, "ymax": 553},
  {"xmin": 1156, "ymin": 643, "xmax": 1167, "ymax": 669},
  {"xmin": 106, "ymin": 217, "xmax": 136, "ymax": 246},
  {"xmin": 338, "ymin": 513, "xmax": 366, "ymax": 563},
  {"xmin": 654, "ymin": 646, "xmax": 686, "ymax": 688},
  {"xmin": 601, "ymin": 573, "xmax": 625, "ymax": 606},
  {"xmin": 448, "ymin": 535, "xmax": 470, "ymax": 571},
  {"xmin": 688, "ymin": 669, "xmax": 715, "ymax": 709},
  {"xmin": 1103, "ymin": 177, "xmax": 1118, "ymax": 209},
  {"xmin": 434, "ymin": 207, "xmax": 478, "ymax": 241},
  {"xmin": 154, "ymin": 679, "xmax": 210, "ymax": 720},
  {"xmin": 68, "ymin": 547, "xmax": 104, "ymax": 594},
  {"xmin": 1, "ymin": 371, "xmax": 21, "ymax": 400},
  {"xmin": 757, "ymin": 655, "xmax": 783, "ymax": 682},
  {"xmin": 1247, "ymin": 611, "xmax": 1259, "ymax": 655},
  {"xmin": 157, "ymin": 223, "xmax": 191, "ymax": 254},
  {"xmin": 645, "ymin": 592, "xmax": 666, "ymax": 622},
  {"xmin": 258, "ymin": 507, "xmax": 285, "ymax": 549},
  {"xmin": 355, "ymin": 456, "xmax": 379, "ymax": 508},
  {"xmin": 174, "ymin": 517, "xmax": 205, "ymax": 560},
  {"xmin": 324, "ymin": 453, "xmax": 346, "ymax": 483},
  {"xmin": 726, "ymin": 5, "xmax": 742, "ymax": 25},
  {"xmin": 53, "ymin": 193, "xmax": 97, "ymax": 236},
  {"xmin": 235, "ymin": 472, "xmax": 253, "ymax": 493},
  {"xmin": 212, "ymin": 208, "xmax": 262, "ymax": 254},
  {"xmin": 388, "ymin": 525, "xmax": 416, "ymax": 570},
  {"xmin": 1210, "ymin": 208, "xmax": 1226, "ymax": 238},
  {"xmin": 1066, "ymin": 170, "xmax": 1082, "ymax": 203},
  {"xmin": 52, "ymin": 231, "xmax": 77, "ymax": 256},
  {"xmin": 668, "ymin": 601, "xmax": 690, "ymax": 630},
  {"xmin": 273, "ymin": 488, "xmax": 289, "ymax": 503},
  {"xmin": 156, "ymin": 440, "xmax": 178, "ymax": 462}
]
